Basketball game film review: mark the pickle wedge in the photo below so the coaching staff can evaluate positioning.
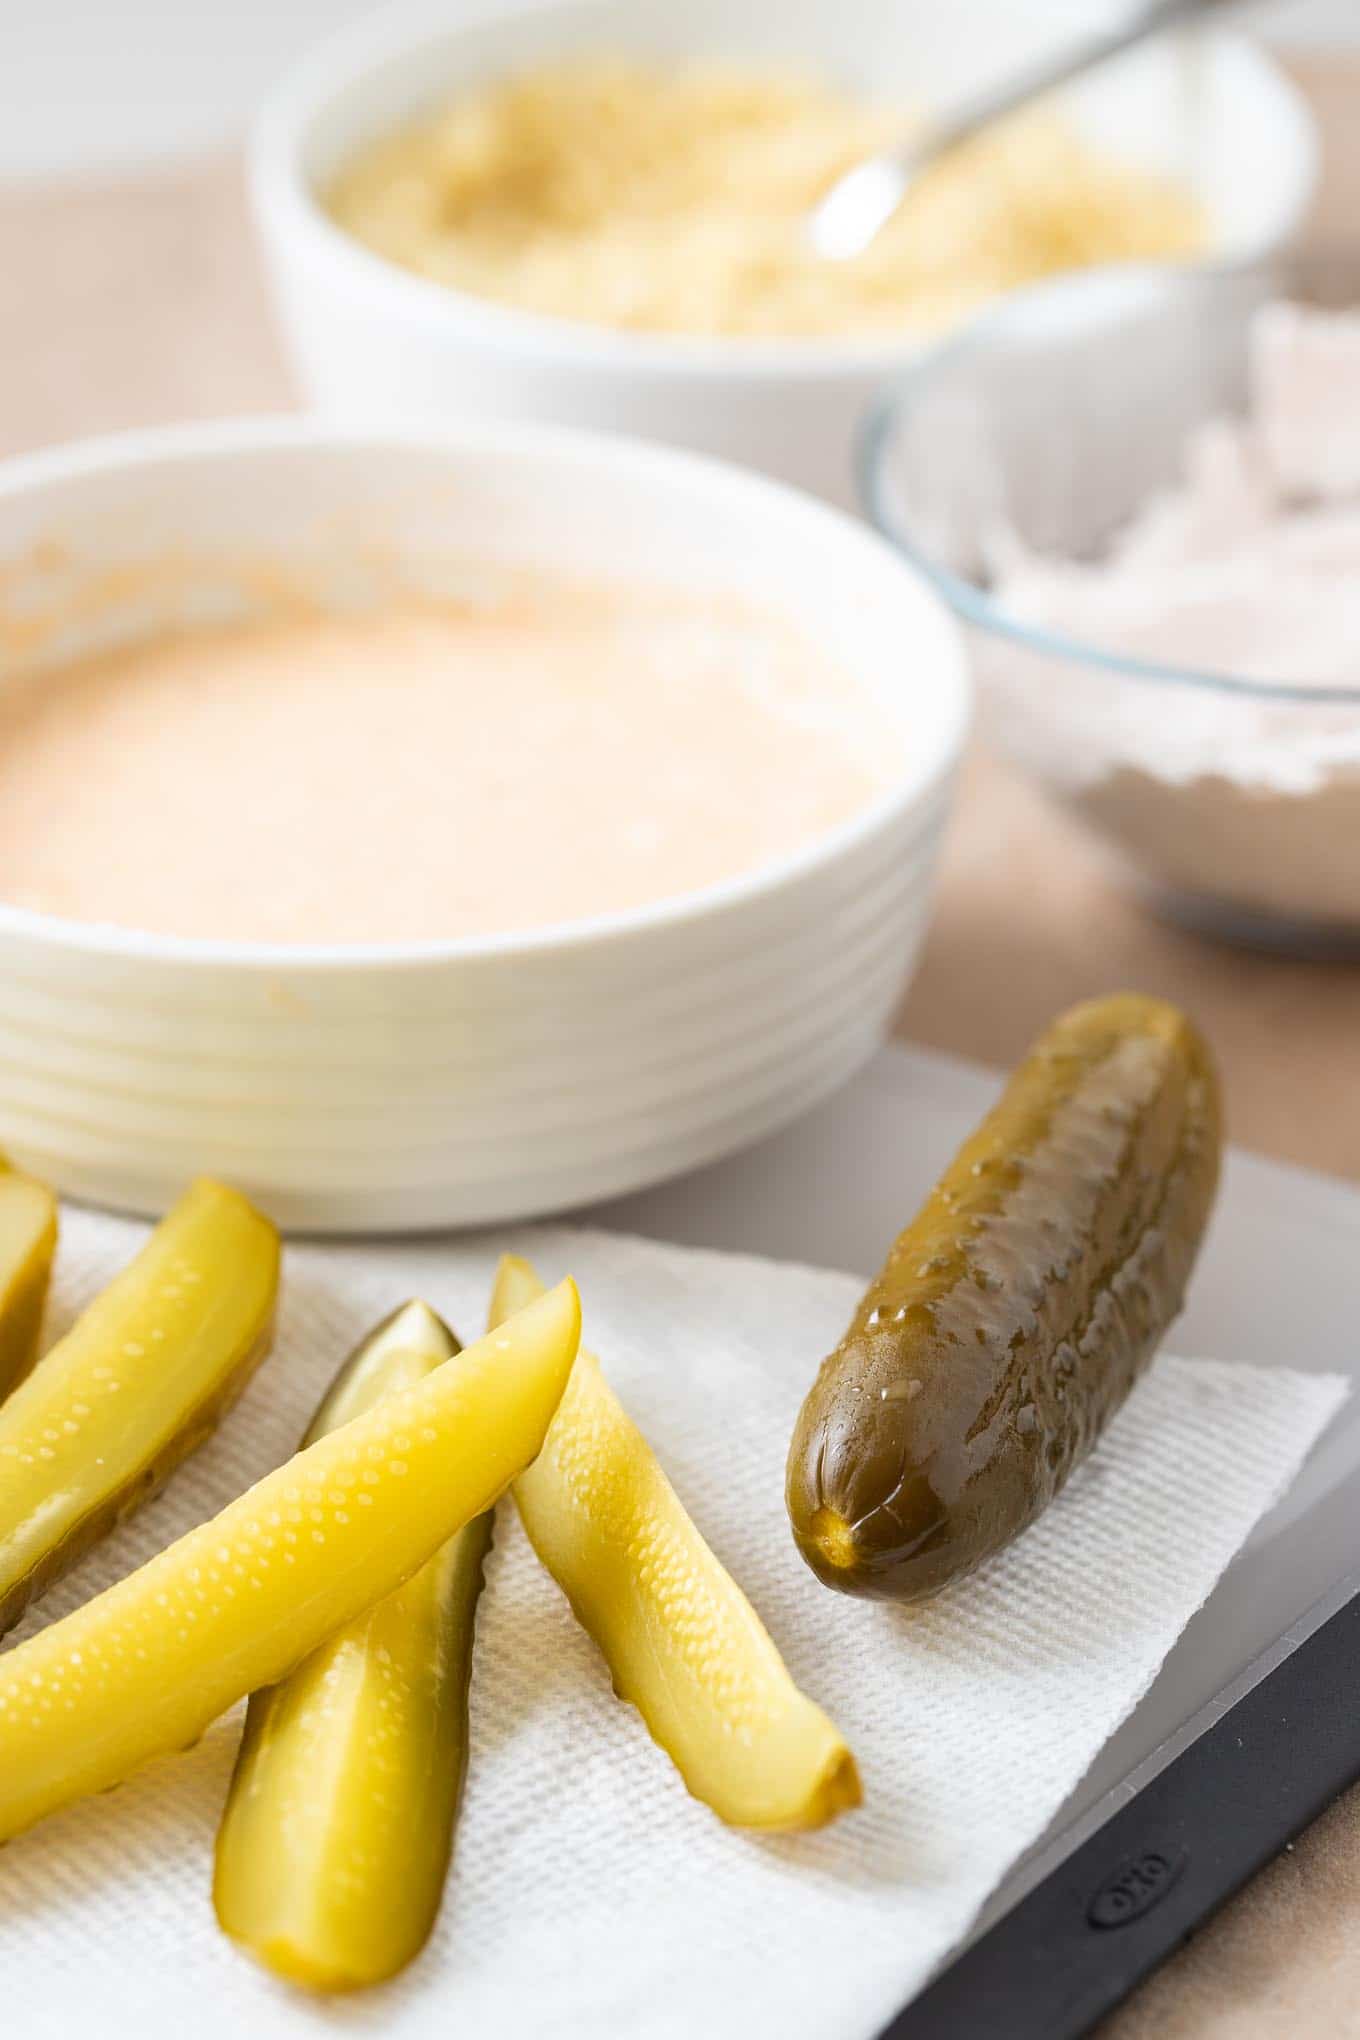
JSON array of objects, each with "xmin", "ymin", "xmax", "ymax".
[
  {"xmin": 0, "ymin": 1281, "xmax": 578, "ymax": 1844},
  {"xmin": 0, "ymin": 1177, "xmax": 279, "ymax": 1637},
  {"xmin": 489, "ymin": 1256, "xmax": 858, "ymax": 1832},
  {"xmin": 0, "ymin": 1156, "xmax": 58, "ymax": 1402},
  {"xmin": 215, "ymin": 1301, "xmax": 492, "ymax": 1993},
  {"xmin": 786, "ymin": 993, "xmax": 1222, "ymax": 1602}
]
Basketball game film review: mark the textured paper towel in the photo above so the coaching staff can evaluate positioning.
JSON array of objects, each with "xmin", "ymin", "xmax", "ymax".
[{"xmin": 0, "ymin": 1209, "xmax": 1346, "ymax": 2040}]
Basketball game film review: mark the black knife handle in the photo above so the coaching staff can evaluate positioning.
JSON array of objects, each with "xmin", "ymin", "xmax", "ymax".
[{"xmin": 881, "ymin": 1587, "xmax": 1360, "ymax": 2040}]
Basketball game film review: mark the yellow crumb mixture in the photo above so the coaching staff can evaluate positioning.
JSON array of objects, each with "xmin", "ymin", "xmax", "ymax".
[{"xmin": 326, "ymin": 60, "xmax": 1206, "ymax": 340}]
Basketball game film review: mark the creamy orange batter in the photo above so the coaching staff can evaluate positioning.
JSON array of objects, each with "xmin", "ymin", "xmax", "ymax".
[{"xmin": 0, "ymin": 581, "xmax": 897, "ymax": 946}]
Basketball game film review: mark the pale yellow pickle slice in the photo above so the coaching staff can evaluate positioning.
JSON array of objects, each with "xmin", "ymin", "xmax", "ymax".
[
  {"xmin": 488, "ymin": 1256, "xmax": 859, "ymax": 1832},
  {"xmin": 0, "ymin": 1176, "xmax": 279, "ymax": 1637},
  {"xmin": 0, "ymin": 1156, "xmax": 58, "ymax": 1402},
  {"xmin": 215, "ymin": 1301, "xmax": 493, "ymax": 1993},
  {"xmin": 0, "ymin": 1280, "xmax": 579, "ymax": 1843}
]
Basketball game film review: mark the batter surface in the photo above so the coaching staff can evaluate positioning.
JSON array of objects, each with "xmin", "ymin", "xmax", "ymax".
[{"xmin": 0, "ymin": 579, "xmax": 897, "ymax": 946}]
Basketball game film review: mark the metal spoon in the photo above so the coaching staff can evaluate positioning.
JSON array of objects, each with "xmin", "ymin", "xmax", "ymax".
[{"xmin": 806, "ymin": 0, "xmax": 1245, "ymax": 263}]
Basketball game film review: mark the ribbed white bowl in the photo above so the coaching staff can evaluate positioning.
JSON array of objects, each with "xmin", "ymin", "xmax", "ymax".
[{"xmin": 0, "ymin": 420, "xmax": 968, "ymax": 1231}]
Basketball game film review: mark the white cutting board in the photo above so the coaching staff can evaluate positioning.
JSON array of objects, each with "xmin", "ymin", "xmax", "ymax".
[{"xmin": 592, "ymin": 1038, "xmax": 1360, "ymax": 1918}]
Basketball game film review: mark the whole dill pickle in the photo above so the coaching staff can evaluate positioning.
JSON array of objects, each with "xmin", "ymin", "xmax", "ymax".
[{"xmin": 786, "ymin": 995, "xmax": 1221, "ymax": 1602}]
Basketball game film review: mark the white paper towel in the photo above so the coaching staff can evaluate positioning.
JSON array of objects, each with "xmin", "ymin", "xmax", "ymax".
[{"xmin": 0, "ymin": 1210, "xmax": 1346, "ymax": 2040}]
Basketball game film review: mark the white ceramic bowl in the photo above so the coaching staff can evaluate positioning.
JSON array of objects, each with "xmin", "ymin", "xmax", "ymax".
[
  {"xmin": 250, "ymin": 0, "xmax": 1318, "ymax": 509},
  {"xmin": 0, "ymin": 418, "xmax": 968, "ymax": 1233}
]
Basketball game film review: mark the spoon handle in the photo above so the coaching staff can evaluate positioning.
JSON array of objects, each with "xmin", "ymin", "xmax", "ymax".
[
  {"xmin": 913, "ymin": 0, "xmax": 1243, "ymax": 170},
  {"xmin": 808, "ymin": 0, "xmax": 1247, "ymax": 259}
]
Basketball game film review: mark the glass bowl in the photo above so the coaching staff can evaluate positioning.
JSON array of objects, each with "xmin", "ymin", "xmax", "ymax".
[{"xmin": 859, "ymin": 260, "xmax": 1360, "ymax": 957}]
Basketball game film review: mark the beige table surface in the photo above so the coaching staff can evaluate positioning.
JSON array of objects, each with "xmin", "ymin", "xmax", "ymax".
[{"xmin": 2, "ymin": 59, "xmax": 1359, "ymax": 2032}]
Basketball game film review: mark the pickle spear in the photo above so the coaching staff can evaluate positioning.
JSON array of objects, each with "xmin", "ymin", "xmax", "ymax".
[
  {"xmin": 0, "ymin": 1177, "xmax": 279, "ymax": 1637},
  {"xmin": 0, "ymin": 1281, "xmax": 578, "ymax": 1844},
  {"xmin": 787, "ymin": 994, "xmax": 1222, "ymax": 1603},
  {"xmin": 489, "ymin": 1256, "xmax": 859, "ymax": 1832},
  {"xmin": 215, "ymin": 1302, "xmax": 492, "ymax": 1993},
  {"xmin": 0, "ymin": 1156, "xmax": 58, "ymax": 1402}
]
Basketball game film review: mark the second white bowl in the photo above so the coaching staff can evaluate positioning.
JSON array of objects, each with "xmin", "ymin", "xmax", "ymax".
[{"xmin": 250, "ymin": 0, "xmax": 1317, "ymax": 509}]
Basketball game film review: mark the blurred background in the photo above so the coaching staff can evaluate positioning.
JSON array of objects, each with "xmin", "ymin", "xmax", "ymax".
[
  {"xmin": 3, "ymin": 0, "xmax": 1359, "ymax": 1182},
  {"xmin": 2, "ymin": 0, "xmax": 1356, "ymax": 177}
]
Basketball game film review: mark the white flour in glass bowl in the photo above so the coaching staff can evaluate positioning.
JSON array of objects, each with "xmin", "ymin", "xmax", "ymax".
[{"xmin": 987, "ymin": 302, "xmax": 1360, "ymax": 939}]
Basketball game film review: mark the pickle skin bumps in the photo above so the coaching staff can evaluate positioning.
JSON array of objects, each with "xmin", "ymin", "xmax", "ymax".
[
  {"xmin": 0, "ymin": 1177, "xmax": 278, "ymax": 1637},
  {"xmin": 489, "ymin": 1254, "xmax": 859, "ymax": 1832},
  {"xmin": 786, "ymin": 996, "xmax": 1222, "ymax": 1602}
]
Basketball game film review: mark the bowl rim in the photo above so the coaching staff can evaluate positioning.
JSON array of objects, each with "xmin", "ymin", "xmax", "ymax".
[
  {"xmin": 857, "ymin": 258, "xmax": 1360, "ymax": 708},
  {"xmin": 247, "ymin": 0, "xmax": 1317, "ymax": 382},
  {"xmin": 0, "ymin": 413, "xmax": 970, "ymax": 975}
]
